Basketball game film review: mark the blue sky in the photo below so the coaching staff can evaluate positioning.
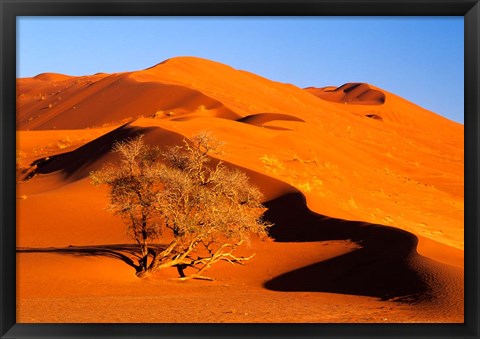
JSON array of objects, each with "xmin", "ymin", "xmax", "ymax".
[{"xmin": 17, "ymin": 17, "xmax": 464, "ymax": 123}]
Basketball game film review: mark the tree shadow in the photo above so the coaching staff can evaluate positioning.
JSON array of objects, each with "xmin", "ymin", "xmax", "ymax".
[
  {"xmin": 263, "ymin": 192, "xmax": 431, "ymax": 302},
  {"xmin": 17, "ymin": 243, "xmax": 168, "ymax": 275}
]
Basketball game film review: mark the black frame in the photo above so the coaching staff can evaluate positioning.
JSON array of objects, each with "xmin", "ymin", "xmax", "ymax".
[{"xmin": 1, "ymin": 0, "xmax": 479, "ymax": 338}]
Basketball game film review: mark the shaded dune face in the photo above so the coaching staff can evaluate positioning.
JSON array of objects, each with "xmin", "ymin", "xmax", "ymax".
[
  {"xmin": 261, "ymin": 191, "xmax": 462, "ymax": 309},
  {"xmin": 263, "ymin": 192, "xmax": 429, "ymax": 300},
  {"xmin": 236, "ymin": 113, "xmax": 306, "ymax": 130},
  {"xmin": 23, "ymin": 123, "xmax": 186, "ymax": 182},
  {"xmin": 306, "ymin": 83, "xmax": 386, "ymax": 105},
  {"xmin": 237, "ymin": 113, "xmax": 305, "ymax": 126}
]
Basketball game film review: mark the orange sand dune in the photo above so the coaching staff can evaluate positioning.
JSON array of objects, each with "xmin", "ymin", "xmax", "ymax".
[
  {"xmin": 17, "ymin": 57, "xmax": 393, "ymax": 131},
  {"xmin": 237, "ymin": 113, "xmax": 305, "ymax": 130},
  {"xmin": 264, "ymin": 191, "xmax": 462, "ymax": 309},
  {"xmin": 17, "ymin": 72, "xmax": 238, "ymax": 130},
  {"xmin": 34, "ymin": 72, "xmax": 73, "ymax": 81},
  {"xmin": 306, "ymin": 83, "xmax": 386, "ymax": 105},
  {"xmin": 16, "ymin": 56, "xmax": 463, "ymax": 323}
]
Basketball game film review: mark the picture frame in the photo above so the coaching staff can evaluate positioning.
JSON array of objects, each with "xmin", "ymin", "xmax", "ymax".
[{"xmin": 1, "ymin": 0, "xmax": 478, "ymax": 338}]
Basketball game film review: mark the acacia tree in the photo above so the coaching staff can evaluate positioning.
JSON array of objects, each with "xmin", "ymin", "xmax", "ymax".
[{"xmin": 90, "ymin": 132, "xmax": 271, "ymax": 279}]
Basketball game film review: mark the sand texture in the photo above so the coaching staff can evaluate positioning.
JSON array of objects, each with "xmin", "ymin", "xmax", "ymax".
[{"xmin": 16, "ymin": 57, "xmax": 463, "ymax": 323}]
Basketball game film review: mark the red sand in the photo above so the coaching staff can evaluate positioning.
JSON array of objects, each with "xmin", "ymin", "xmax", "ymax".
[{"xmin": 16, "ymin": 56, "xmax": 463, "ymax": 323}]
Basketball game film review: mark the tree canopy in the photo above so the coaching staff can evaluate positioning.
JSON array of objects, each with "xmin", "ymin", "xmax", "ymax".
[{"xmin": 90, "ymin": 132, "xmax": 271, "ymax": 279}]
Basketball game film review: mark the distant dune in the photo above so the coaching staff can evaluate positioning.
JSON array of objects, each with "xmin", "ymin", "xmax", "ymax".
[
  {"xmin": 305, "ymin": 83, "xmax": 386, "ymax": 105},
  {"xmin": 16, "ymin": 56, "xmax": 463, "ymax": 323}
]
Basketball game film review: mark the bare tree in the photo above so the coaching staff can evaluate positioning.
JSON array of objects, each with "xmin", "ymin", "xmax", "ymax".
[
  {"xmin": 90, "ymin": 136, "xmax": 163, "ymax": 273},
  {"xmin": 90, "ymin": 132, "xmax": 271, "ymax": 279}
]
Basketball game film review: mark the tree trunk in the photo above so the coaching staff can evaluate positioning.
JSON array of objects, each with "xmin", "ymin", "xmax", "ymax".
[
  {"xmin": 176, "ymin": 264, "xmax": 187, "ymax": 277},
  {"xmin": 139, "ymin": 218, "xmax": 149, "ymax": 269},
  {"xmin": 139, "ymin": 241, "xmax": 149, "ymax": 271},
  {"xmin": 136, "ymin": 268, "xmax": 150, "ymax": 278}
]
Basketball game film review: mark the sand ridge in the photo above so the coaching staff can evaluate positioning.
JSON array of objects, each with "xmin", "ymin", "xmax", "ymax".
[{"xmin": 306, "ymin": 83, "xmax": 386, "ymax": 105}]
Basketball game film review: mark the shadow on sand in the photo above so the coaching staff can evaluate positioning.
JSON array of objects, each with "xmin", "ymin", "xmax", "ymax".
[
  {"xmin": 263, "ymin": 192, "xmax": 431, "ymax": 302},
  {"xmin": 17, "ymin": 244, "xmax": 168, "ymax": 275},
  {"xmin": 24, "ymin": 123, "xmax": 186, "ymax": 181}
]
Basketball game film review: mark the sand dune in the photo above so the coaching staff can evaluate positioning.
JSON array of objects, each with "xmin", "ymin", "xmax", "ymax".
[
  {"xmin": 21, "ymin": 123, "xmax": 186, "ymax": 183},
  {"xmin": 237, "ymin": 113, "xmax": 305, "ymax": 129},
  {"xmin": 16, "ymin": 56, "xmax": 464, "ymax": 323},
  {"xmin": 33, "ymin": 72, "xmax": 73, "ymax": 81},
  {"xmin": 17, "ymin": 74, "xmax": 238, "ymax": 130},
  {"xmin": 306, "ymin": 83, "xmax": 386, "ymax": 105},
  {"xmin": 264, "ymin": 191, "xmax": 463, "ymax": 309}
]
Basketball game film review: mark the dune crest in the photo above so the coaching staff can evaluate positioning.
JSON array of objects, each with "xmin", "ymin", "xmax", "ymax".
[
  {"xmin": 33, "ymin": 72, "xmax": 73, "ymax": 82},
  {"xmin": 306, "ymin": 83, "xmax": 386, "ymax": 105}
]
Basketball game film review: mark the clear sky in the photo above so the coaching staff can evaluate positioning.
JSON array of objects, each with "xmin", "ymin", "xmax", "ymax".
[{"xmin": 17, "ymin": 17, "xmax": 464, "ymax": 124}]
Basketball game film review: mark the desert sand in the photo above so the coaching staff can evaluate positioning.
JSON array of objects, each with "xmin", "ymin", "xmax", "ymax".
[{"xmin": 16, "ymin": 56, "xmax": 463, "ymax": 323}]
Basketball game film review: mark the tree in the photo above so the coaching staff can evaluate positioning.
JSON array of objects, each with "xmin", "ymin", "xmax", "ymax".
[{"xmin": 90, "ymin": 132, "xmax": 271, "ymax": 280}]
